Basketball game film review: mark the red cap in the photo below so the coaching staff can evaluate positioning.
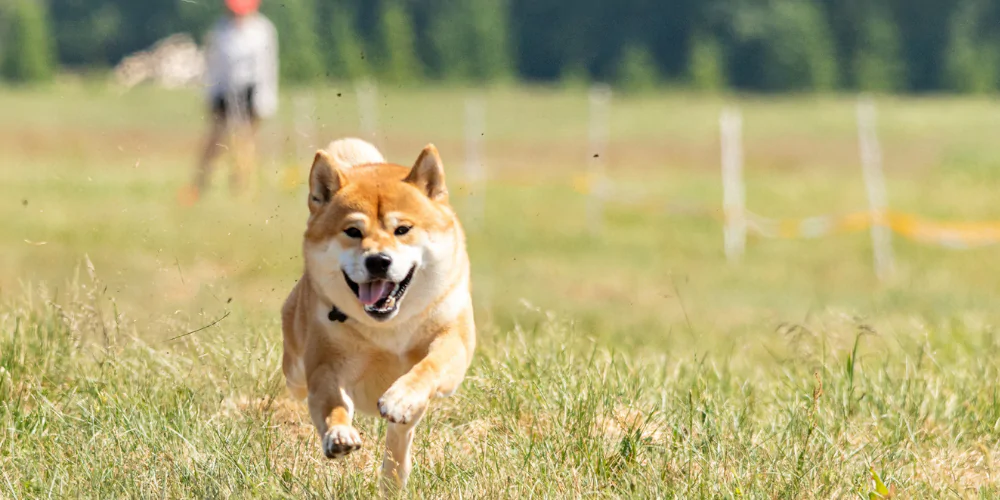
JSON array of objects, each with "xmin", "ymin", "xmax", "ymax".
[{"xmin": 225, "ymin": 0, "xmax": 260, "ymax": 16}]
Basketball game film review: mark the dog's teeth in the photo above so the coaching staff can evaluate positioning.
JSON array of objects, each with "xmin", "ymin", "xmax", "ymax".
[{"xmin": 384, "ymin": 296, "xmax": 396, "ymax": 308}]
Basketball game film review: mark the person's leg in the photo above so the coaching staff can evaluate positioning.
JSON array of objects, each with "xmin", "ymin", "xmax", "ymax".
[
  {"xmin": 229, "ymin": 88, "xmax": 260, "ymax": 197},
  {"xmin": 196, "ymin": 115, "xmax": 228, "ymax": 191},
  {"xmin": 179, "ymin": 102, "xmax": 228, "ymax": 205},
  {"xmin": 244, "ymin": 118, "xmax": 261, "ymax": 197},
  {"xmin": 228, "ymin": 120, "xmax": 257, "ymax": 195}
]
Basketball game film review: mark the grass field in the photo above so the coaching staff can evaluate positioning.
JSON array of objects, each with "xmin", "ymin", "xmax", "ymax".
[{"xmin": 2, "ymin": 82, "xmax": 1000, "ymax": 497}]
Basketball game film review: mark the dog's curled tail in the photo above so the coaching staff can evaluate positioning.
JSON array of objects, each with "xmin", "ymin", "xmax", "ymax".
[{"xmin": 324, "ymin": 138, "xmax": 385, "ymax": 170}]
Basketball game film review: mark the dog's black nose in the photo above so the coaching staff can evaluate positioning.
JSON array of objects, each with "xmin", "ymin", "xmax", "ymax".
[{"xmin": 365, "ymin": 253, "xmax": 393, "ymax": 276}]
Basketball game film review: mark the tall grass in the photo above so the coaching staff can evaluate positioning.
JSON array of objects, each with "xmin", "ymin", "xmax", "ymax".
[
  {"xmin": 2, "ymin": 272, "xmax": 998, "ymax": 497},
  {"xmin": 3, "ymin": 85, "xmax": 1000, "ymax": 497}
]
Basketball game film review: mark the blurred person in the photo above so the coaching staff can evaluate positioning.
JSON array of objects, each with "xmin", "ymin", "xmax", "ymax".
[{"xmin": 179, "ymin": 0, "xmax": 278, "ymax": 205}]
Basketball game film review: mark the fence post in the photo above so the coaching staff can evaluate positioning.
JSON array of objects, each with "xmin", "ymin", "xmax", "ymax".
[
  {"xmin": 720, "ymin": 106, "xmax": 746, "ymax": 262},
  {"xmin": 292, "ymin": 91, "xmax": 317, "ymax": 159},
  {"xmin": 463, "ymin": 95, "xmax": 492, "ymax": 324},
  {"xmin": 464, "ymin": 95, "xmax": 487, "ymax": 230},
  {"xmin": 857, "ymin": 94, "xmax": 894, "ymax": 282},
  {"xmin": 586, "ymin": 84, "xmax": 612, "ymax": 233},
  {"xmin": 276, "ymin": 90, "xmax": 316, "ymax": 191},
  {"xmin": 355, "ymin": 79, "xmax": 378, "ymax": 144}
]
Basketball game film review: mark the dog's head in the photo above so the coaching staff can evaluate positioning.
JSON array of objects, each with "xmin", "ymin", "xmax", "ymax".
[{"xmin": 303, "ymin": 144, "xmax": 459, "ymax": 326}]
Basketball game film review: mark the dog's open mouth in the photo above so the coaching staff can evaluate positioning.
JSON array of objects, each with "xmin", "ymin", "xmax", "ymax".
[{"xmin": 343, "ymin": 266, "xmax": 415, "ymax": 320}]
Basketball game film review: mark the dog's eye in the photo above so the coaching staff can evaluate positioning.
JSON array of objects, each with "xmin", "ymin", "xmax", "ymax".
[
  {"xmin": 394, "ymin": 226, "xmax": 412, "ymax": 236},
  {"xmin": 343, "ymin": 227, "xmax": 363, "ymax": 239}
]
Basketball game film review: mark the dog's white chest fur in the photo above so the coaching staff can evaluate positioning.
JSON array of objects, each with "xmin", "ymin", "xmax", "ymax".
[{"xmin": 312, "ymin": 302, "xmax": 420, "ymax": 355}]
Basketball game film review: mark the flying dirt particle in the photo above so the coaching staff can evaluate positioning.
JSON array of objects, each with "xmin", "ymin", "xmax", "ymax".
[
  {"xmin": 593, "ymin": 154, "xmax": 599, "ymax": 158},
  {"xmin": 22, "ymin": 199, "xmax": 28, "ymax": 207},
  {"xmin": 337, "ymin": 93, "xmax": 342, "ymax": 97},
  {"xmin": 227, "ymin": 298, "xmax": 233, "ymax": 304}
]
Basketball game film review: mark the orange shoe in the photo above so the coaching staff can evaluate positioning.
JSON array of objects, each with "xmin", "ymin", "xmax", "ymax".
[{"xmin": 177, "ymin": 185, "xmax": 200, "ymax": 206}]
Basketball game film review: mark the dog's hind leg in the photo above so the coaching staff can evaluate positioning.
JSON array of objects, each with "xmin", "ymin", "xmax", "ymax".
[{"xmin": 380, "ymin": 417, "xmax": 423, "ymax": 495}]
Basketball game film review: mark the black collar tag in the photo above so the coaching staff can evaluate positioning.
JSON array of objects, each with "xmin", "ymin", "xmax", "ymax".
[{"xmin": 328, "ymin": 305, "xmax": 348, "ymax": 323}]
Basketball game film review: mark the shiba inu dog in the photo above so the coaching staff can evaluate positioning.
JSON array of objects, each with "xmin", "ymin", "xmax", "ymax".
[{"xmin": 281, "ymin": 138, "xmax": 476, "ymax": 492}]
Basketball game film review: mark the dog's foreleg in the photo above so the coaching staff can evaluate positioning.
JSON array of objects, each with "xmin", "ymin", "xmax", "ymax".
[
  {"xmin": 375, "ymin": 329, "xmax": 472, "ymax": 491},
  {"xmin": 377, "ymin": 330, "xmax": 471, "ymax": 425},
  {"xmin": 375, "ymin": 318, "xmax": 474, "ymax": 492},
  {"xmin": 308, "ymin": 365, "xmax": 362, "ymax": 459}
]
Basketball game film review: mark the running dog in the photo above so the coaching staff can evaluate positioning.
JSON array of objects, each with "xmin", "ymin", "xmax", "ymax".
[{"xmin": 281, "ymin": 138, "xmax": 476, "ymax": 492}]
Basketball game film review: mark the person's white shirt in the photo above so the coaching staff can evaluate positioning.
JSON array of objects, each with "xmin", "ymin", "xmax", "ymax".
[{"xmin": 204, "ymin": 13, "xmax": 278, "ymax": 118}]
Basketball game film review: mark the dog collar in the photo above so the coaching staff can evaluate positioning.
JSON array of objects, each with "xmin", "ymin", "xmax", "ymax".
[{"xmin": 328, "ymin": 305, "xmax": 348, "ymax": 323}]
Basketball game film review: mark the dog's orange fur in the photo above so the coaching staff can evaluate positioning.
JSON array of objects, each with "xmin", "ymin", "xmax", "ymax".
[{"xmin": 281, "ymin": 139, "xmax": 475, "ymax": 493}]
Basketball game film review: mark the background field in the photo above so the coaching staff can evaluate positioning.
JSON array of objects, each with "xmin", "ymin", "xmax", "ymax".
[{"xmin": 3, "ymin": 83, "xmax": 1000, "ymax": 497}]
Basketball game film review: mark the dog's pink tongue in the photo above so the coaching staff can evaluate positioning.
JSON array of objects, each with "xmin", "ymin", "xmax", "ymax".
[{"xmin": 359, "ymin": 280, "xmax": 392, "ymax": 306}]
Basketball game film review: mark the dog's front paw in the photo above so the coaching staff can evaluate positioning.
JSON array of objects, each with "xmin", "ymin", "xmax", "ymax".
[
  {"xmin": 378, "ymin": 381, "xmax": 429, "ymax": 425},
  {"xmin": 322, "ymin": 425, "xmax": 362, "ymax": 459}
]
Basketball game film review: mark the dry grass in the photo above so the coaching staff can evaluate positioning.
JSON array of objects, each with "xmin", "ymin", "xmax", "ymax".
[
  {"xmin": 2, "ymin": 84, "xmax": 1000, "ymax": 497},
  {"xmin": 3, "ymin": 287, "xmax": 998, "ymax": 497}
]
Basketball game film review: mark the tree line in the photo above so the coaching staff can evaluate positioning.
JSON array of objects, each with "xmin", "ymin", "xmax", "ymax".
[{"xmin": 1, "ymin": 0, "xmax": 999, "ymax": 93}]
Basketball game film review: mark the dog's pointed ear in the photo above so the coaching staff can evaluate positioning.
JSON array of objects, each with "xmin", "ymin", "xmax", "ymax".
[
  {"xmin": 405, "ymin": 144, "xmax": 447, "ymax": 202},
  {"xmin": 309, "ymin": 150, "xmax": 347, "ymax": 213}
]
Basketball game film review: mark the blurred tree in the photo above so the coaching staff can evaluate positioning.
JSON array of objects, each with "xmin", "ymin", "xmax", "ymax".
[
  {"xmin": 888, "ymin": 0, "xmax": 957, "ymax": 91},
  {"xmin": 428, "ymin": 0, "xmax": 471, "ymax": 81},
  {"xmin": 732, "ymin": 0, "xmax": 838, "ymax": 91},
  {"xmin": 430, "ymin": 0, "xmax": 511, "ymax": 82},
  {"xmin": 327, "ymin": 7, "xmax": 369, "ymax": 81},
  {"xmin": 616, "ymin": 42, "xmax": 659, "ymax": 93},
  {"xmin": 559, "ymin": 61, "xmax": 591, "ymax": 88},
  {"xmin": 509, "ymin": 0, "xmax": 596, "ymax": 81},
  {"xmin": 106, "ymin": 0, "xmax": 181, "ymax": 64},
  {"xmin": 262, "ymin": 0, "xmax": 324, "ymax": 83},
  {"xmin": 854, "ymin": 2, "xmax": 906, "ymax": 92},
  {"xmin": 377, "ymin": 0, "xmax": 423, "ymax": 83},
  {"xmin": 176, "ymin": 0, "xmax": 224, "ymax": 46},
  {"xmin": 944, "ymin": 0, "xmax": 999, "ymax": 93},
  {"xmin": 46, "ymin": 0, "xmax": 120, "ymax": 67},
  {"xmin": 1, "ymin": 0, "xmax": 55, "ymax": 83},
  {"xmin": 467, "ymin": 0, "xmax": 512, "ymax": 82},
  {"xmin": 20, "ymin": 0, "xmax": 1000, "ymax": 93},
  {"xmin": 688, "ymin": 32, "xmax": 726, "ymax": 91}
]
